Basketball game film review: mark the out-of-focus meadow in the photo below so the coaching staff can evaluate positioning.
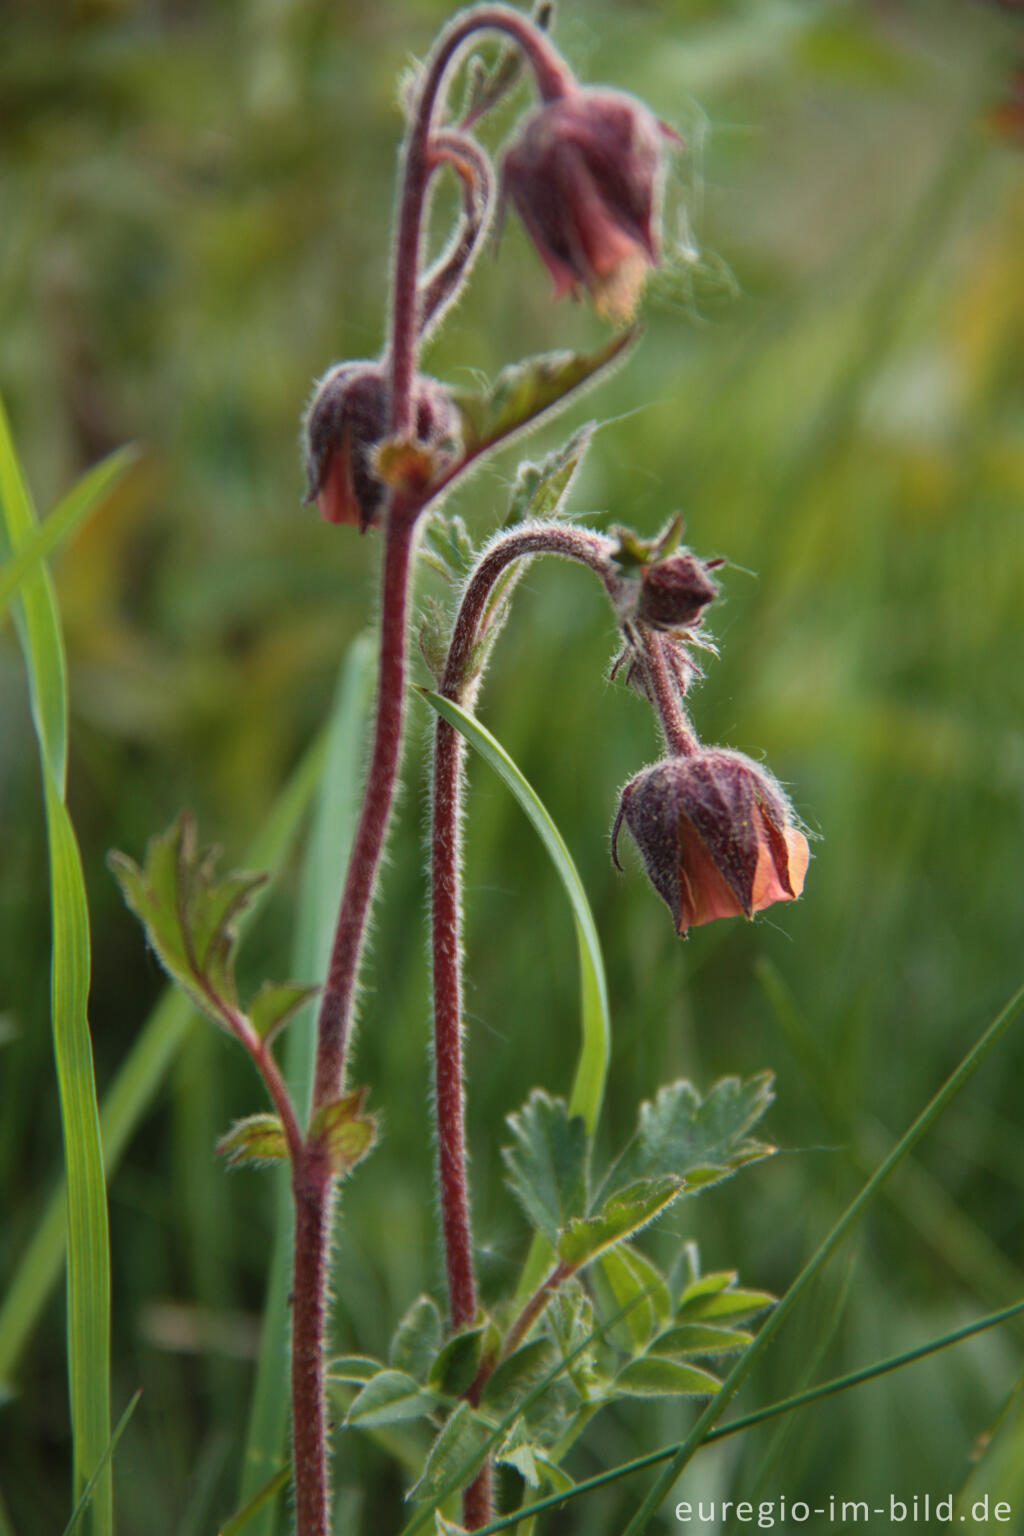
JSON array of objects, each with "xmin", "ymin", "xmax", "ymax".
[{"xmin": 2, "ymin": 1, "xmax": 1023, "ymax": 1531}]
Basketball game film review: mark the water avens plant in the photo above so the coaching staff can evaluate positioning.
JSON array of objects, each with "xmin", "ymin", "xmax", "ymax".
[{"xmin": 110, "ymin": 7, "xmax": 808, "ymax": 1531}]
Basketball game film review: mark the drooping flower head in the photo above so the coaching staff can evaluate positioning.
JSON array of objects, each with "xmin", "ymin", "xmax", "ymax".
[
  {"xmin": 502, "ymin": 85, "xmax": 671, "ymax": 321},
  {"xmin": 303, "ymin": 362, "xmax": 460, "ymax": 531},
  {"xmin": 612, "ymin": 749, "xmax": 810, "ymax": 936}
]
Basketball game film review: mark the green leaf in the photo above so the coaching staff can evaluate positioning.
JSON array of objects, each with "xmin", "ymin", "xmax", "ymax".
[
  {"xmin": 428, "ymin": 1324, "xmax": 488, "ymax": 1398},
  {"xmin": 594, "ymin": 1244, "xmax": 671, "ymax": 1352},
  {"xmin": 218, "ymin": 1468, "xmax": 292, "ymax": 1536},
  {"xmin": 0, "ymin": 394, "xmax": 113, "ymax": 1535},
  {"xmin": 0, "ymin": 726, "xmax": 324, "ymax": 1403},
  {"xmin": 675, "ymin": 1283, "xmax": 775, "ymax": 1325},
  {"xmin": 216, "ymin": 1114, "xmax": 288, "ymax": 1168},
  {"xmin": 504, "ymin": 423, "xmax": 594, "ymax": 526},
  {"xmin": 247, "ymin": 981, "xmax": 319, "ymax": 1045},
  {"xmin": 108, "ymin": 813, "xmax": 268, "ymax": 1031},
  {"xmin": 596, "ymin": 1073, "xmax": 775, "ymax": 1206},
  {"xmin": 557, "ymin": 1178, "xmax": 685, "ymax": 1269},
  {"xmin": 326, "ymin": 1356, "xmax": 383, "ymax": 1385},
  {"xmin": 649, "ymin": 1323, "xmax": 753, "ymax": 1359},
  {"xmin": 309, "ymin": 1087, "xmax": 377, "ymax": 1175},
  {"xmin": 0, "ymin": 444, "xmax": 144, "ymax": 619},
  {"xmin": 612, "ymin": 1356, "xmax": 721, "ymax": 1399},
  {"xmin": 495, "ymin": 1418, "xmax": 541, "ymax": 1488},
  {"xmin": 390, "ymin": 1296, "xmax": 444, "ymax": 1382},
  {"xmin": 480, "ymin": 1338, "xmax": 559, "ymax": 1421},
  {"xmin": 545, "ymin": 1281, "xmax": 601, "ymax": 1398},
  {"xmin": 408, "ymin": 1402, "xmax": 492, "ymax": 1504},
  {"xmin": 449, "ymin": 331, "xmax": 635, "ymax": 467},
  {"xmin": 60, "ymin": 1389, "xmax": 141, "ymax": 1536},
  {"xmin": 346, "ymin": 1370, "xmax": 441, "ymax": 1429},
  {"xmin": 502, "ymin": 1092, "xmax": 588, "ymax": 1246},
  {"xmin": 417, "ymin": 692, "xmax": 609, "ymax": 1140}
]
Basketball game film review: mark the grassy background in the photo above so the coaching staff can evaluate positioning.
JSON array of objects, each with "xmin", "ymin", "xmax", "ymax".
[{"xmin": 2, "ymin": 0, "xmax": 1023, "ymax": 1531}]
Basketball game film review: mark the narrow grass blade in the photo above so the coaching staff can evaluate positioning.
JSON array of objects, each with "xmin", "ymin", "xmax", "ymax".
[
  {"xmin": 0, "ymin": 731, "xmax": 326, "ymax": 1386},
  {"xmin": 471, "ymin": 1297, "xmax": 1024, "ymax": 1533},
  {"xmin": 0, "ymin": 396, "xmax": 113, "ymax": 1533},
  {"xmin": 619, "ymin": 979, "xmax": 1024, "ymax": 1536},
  {"xmin": 60, "ymin": 1390, "xmax": 141, "ymax": 1536},
  {"xmin": 237, "ymin": 633, "xmax": 377, "ymax": 1528},
  {"xmin": 219, "ymin": 1468, "xmax": 291, "ymax": 1536},
  {"xmin": 0, "ymin": 444, "xmax": 144, "ymax": 617},
  {"xmin": 418, "ymin": 690, "xmax": 610, "ymax": 1132},
  {"xmin": 419, "ymin": 689, "xmax": 612, "ymax": 1301}
]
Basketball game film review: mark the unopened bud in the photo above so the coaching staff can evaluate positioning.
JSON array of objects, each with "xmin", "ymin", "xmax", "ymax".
[
  {"xmin": 502, "ymin": 86, "xmax": 670, "ymax": 321},
  {"xmin": 637, "ymin": 554, "xmax": 718, "ymax": 631},
  {"xmin": 303, "ymin": 362, "xmax": 460, "ymax": 531},
  {"xmin": 612, "ymin": 749, "xmax": 809, "ymax": 936}
]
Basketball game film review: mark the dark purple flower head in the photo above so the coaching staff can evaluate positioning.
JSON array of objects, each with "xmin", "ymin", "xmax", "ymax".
[
  {"xmin": 303, "ymin": 362, "xmax": 460, "ymax": 531},
  {"xmin": 612, "ymin": 749, "xmax": 810, "ymax": 936},
  {"xmin": 638, "ymin": 553, "xmax": 719, "ymax": 631},
  {"xmin": 502, "ymin": 85, "xmax": 670, "ymax": 321}
]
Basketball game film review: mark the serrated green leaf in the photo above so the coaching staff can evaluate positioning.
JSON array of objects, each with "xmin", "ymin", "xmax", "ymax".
[
  {"xmin": 428, "ymin": 1324, "xmax": 487, "ymax": 1398},
  {"xmin": 408, "ymin": 1401, "xmax": 492, "ymax": 1503},
  {"xmin": 649, "ymin": 1323, "xmax": 753, "ymax": 1359},
  {"xmin": 390, "ymin": 1296, "xmax": 444, "ymax": 1383},
  {"xmin": 108, "ymin": 813, "xmax": 268, "ymax": 1033},
  {"xmin": 326, "ymin": 1355, "xmax": 383, "ymax": 1385},
  {"xmin": 480, "ymin": 1338, "xmax": 558, "ymax": 1420},
  {"xmin": 503, "ymin": 1091, "xmax": 588, "ymax": 1246},
  {"xmin": 504, "ymin": 423, "xmax": 594, "ymax": 526},
  {"xmin": 612, "ymin": 1356, "xmax": 721, "ymax": 1399},
  {"xmin": 308, "ymin": 1087, "xmax": 377, "ymax": 1175},
  {"xmin": 676, "ymin": 1286, "xmax": 776, "ymax": 1325},
  {"xmin": 246, "ymin": 981, "xmax": 319, "ymax": 1045},
  {"xmin": 595, "ymin": 1244, "xmax": 671, "ymax": 1351},
  {"xmin": 346, "ymin": 1370, "xmax": 440, "ymax": 1429},
  {"xmin": 450, "ymin": 332, "xmax": 635, "ymax": 465},
  {"xmin": 596, "ymin": 1074, "xmax": 775, "ymax": 1206},
  {"xmin": 216, "ymin": 1114, "xmax": 288, "ymax": 1168},
  {"xmin": 557, "ymin": 1177, "xmax": 684, "ymax": 1269}
]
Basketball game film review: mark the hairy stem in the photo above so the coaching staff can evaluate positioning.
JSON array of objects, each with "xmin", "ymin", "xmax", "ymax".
[
  {"xmin": 640, "ymin": 627, "xmax": 699, "ymax": 756},
  {"xmin": 419, "ymin": 131, "xmax": 494, "ymax": 341},
  {"xmin": 290, "ymin": 1157, "xmax": 335, "ymax": 1536}
]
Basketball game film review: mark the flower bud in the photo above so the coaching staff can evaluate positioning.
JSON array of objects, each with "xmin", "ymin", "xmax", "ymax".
[
  {"xmin": 637, "ymin": 554, "xmax": 718, "ymax": 631},
  {"xmin": 612, "ymin": 750, "xmax": 809, "ymax": 936},
  {"xmin": 303, "ymin": 362, "xmax": 460, "ymax": 531},
  {"xmin": 502, "ymin": 86, "xmax": 668, "ymax": 321}
]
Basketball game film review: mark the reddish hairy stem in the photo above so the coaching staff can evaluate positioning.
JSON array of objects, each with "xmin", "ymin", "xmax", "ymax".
[
  {"xmin": 503, "ymin": 1260, "xmax": 573, "ymax": 1358},
  {"xmin": 290, "ymin": 1158, "xmax": 335, "ymax": 1536},
  {"xmin": 313, "ymin": 505, "xmax": 419, "ymax": 1108},
  {"xmin": 388, "ymin": 5, "xmax": 573, "ymax": 435},
  {"xmin": 641, "ymin": 628, "xmax": 699, "ymax": 757}
]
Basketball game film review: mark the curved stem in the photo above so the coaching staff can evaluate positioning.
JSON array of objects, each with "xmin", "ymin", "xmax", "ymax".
[
  {"xmin": 639, "ymin": 628, "xmax": 699, "ymax": 757},
  {"xmin": 388, "ymin": 5, "xmax": 574, "ymax": 436},
  {"xmin": 419, "ymin": 131, "xmax": 495, "ymax": 341}
]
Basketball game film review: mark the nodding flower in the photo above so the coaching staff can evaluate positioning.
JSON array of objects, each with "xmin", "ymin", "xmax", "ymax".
[
  {"xmin": 303, "ymin": 362, "xmax": 460, "ymax": 531},
  {"xmin": 502, "ymin": 85, "xmax": 673, "ymax": 322},
  {"xmin": 613, "ymin": 749, "xmax": 810, "ymax": 936}
]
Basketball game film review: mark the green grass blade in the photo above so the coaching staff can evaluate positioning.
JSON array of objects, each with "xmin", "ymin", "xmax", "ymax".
[
  {"xmin": 238, "ymin": 633, "xmax": 376, "ymax": 1527},
  {"xmin": 0, "ymin": 730, "xmax": 326, "ymax": 1386},
  {"xmin": 219, "ymin": 1469, "xmax": 291, "ymax": 1536},
  {"xmin": 419, "ymin": 689, "xmax": 610, "ymax": 1132},
  {"xmin": 0, "ymin": 444, "xmax": 143, "ymax": 617},
  {"xmin": 419, "ymin": 689, "xmax": 612, "ymax": 1300},
  {"xmin": 619, "ymin": 978, "xmax": 1024, "ymax": 1536},
  {"xmin": 0, "ymin": 395, "xmax": 112, "ymax": 1533},
  {"xmin": 472, "ymin": 1297, "xmax": 1024, "ymax": 1533},
  {"xmin": 60, "ymin": 1390, "xmax": 141, "ymax": 1536}
]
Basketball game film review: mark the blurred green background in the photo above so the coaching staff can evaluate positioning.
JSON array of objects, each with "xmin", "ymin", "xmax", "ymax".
[{"xmin": 2, "ymin": 0, "xmax": 1024, "ymax": 1531}]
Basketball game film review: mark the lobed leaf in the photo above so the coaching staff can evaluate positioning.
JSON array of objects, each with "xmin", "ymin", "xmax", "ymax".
[
  {"xmin": 216, "ymin": 1114, "xmax": 288, "ymax": 1168},
  {"xmin": 503, "ymin": 1091, "xmax": 588, "ymax": 1246},
  {"xmin": 504, "ymin": 422, "xmax": 594, "ymax": 526},
  {"xmin": 308, "ymin": 1087, "xmax": 377, "ymax": 1176},
  {"xmin": 557, "ymin": 1177, "xmax": 685, "ymax": 1269},
  {"xmin": 390, "ymin": 1296, "xmax": 444, "ymax": 1383},
  {"xmin": 346, "ymin": 1370, "xmax": 441, "ymax": 1430},
  {"xmin": 596, "ymin": 1073, "xmax": 776, "ymax": 1206},
  {"xmin": 449, "ymin": 332, "xmax": 635, "ymax": 467}
]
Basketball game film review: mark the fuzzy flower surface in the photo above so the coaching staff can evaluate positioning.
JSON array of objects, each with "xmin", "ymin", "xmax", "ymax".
[
  {"xmin": 502, "ymin": 85, "xmax": 668, "ymax": 321},
  {"xmin": 613, "ymin": 749, "xmax": 810, "ymax": 936},
  {"xmin": 303, "ymin": 362, "xmax": 460, "ymax": 530}
]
